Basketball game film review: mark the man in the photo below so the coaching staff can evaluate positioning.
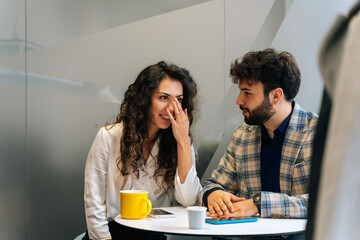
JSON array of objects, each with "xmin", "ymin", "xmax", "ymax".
[{"xmin": 200, "ymin": 48, "xmax": 318, "ymax": 219}]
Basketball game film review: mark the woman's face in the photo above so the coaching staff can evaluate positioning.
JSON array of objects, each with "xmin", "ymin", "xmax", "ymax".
[{"xmin": 148, "ymin": 77, "xmax": 183, "ymax": 138}]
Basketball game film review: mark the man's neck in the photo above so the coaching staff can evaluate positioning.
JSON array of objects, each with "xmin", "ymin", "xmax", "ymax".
[{"xmin": 263, "ymin": 101, "xmax": 293, "ymax": 139}]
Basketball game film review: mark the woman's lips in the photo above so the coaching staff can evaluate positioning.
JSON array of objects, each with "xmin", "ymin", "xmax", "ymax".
[{"xmin": 160, "ymin": 114, "xmax": 170, "ymax": 120}]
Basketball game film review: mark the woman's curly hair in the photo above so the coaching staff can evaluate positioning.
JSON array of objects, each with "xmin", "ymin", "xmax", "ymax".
[{"xmin": 114, "ymin": 61, "xmax": 198, "ymax": 194}]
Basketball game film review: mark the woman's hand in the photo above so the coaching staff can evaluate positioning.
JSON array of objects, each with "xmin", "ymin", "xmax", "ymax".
[
  {"xmin": 166, "ymin": 98, "xmax": 192, "ymax": 183},
  {"xmin": 166, "ymin": 98, "xmax": 190, "ymax": 145}
]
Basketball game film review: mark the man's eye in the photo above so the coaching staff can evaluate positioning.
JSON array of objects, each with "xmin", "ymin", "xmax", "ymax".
[{"xmin": 245, "ymin": 92, "xmax": 251, "ymax": 96}]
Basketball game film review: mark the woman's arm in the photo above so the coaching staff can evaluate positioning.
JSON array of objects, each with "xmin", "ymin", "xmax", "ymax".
[
  {"xmin": 176, "ymin": 135, "xmax": 192, "ymax": 184},
  {"xmin": 84, "ymin": 128, "xmax": 112, "ymax": 240},
  {"xmin": 174, "ymin": 144, "xmax": 202, "ymax": 206},
  {"xmin": 167, "ymin": 98, "xmax": 201, "ymax": 206},
  {"xmin": 166, "ymin": 98, "xmax": 193, "ymax": 183}
]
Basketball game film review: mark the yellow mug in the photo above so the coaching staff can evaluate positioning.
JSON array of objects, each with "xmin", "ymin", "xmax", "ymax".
[{"xmin": 120, "ymin": 190, "xmax": 152, "ymax": 219}]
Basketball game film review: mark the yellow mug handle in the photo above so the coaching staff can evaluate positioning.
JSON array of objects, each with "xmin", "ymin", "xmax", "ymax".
[{"xmin": 143, "ymin": 198, "xmax": 152, "ymax": 217}]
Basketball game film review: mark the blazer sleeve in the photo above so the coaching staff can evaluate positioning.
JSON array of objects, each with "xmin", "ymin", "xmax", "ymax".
[
  {"xmin": 84, "ymin": 128, "xmax": 112, "ymax": 240},
  {"xmin": 174, "ymin": 144, "xmax": 202, "ymax": 206},
  {"xmin": 199, "ymin": 135, "xmax": 240, "ymax": 205},
  {"xmin": 260, "ymin": 192, "xmax": 308, "ymax": 219}
]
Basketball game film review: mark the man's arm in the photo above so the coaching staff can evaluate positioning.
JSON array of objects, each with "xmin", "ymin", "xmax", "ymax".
[
  {"xmin": 199, "ymin": 134, "xmax": 244, "ymax": 217},
  {"xmin": 260, "ymin": 192, "xmax": 308, "ymax": 218},
  {"xmin": 221, "ymin": 192, "xmax": 308, "ymax": 219}
]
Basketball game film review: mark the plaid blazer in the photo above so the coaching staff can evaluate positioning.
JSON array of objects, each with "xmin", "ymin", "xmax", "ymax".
[{"xmin": 200, "ymin": 103, "xmax": 318, "ymax": 218}]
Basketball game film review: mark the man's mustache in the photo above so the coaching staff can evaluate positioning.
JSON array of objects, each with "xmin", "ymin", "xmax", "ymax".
[{"xmin": 239, "ymin": 106, "xmax": 249, "ymax": 112}]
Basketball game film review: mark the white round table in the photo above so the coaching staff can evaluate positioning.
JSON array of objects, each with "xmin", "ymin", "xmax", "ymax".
[{"xmin": 115, "ymin": 206, "xmax": 306, "ymax": 238}]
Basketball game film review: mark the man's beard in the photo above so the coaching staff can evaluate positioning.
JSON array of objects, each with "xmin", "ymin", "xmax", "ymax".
[{"xmin": 240, "ymin": 97, "xmax": 275, "ymax": 125}]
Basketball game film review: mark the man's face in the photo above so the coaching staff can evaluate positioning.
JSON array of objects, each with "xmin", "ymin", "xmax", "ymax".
[{"xmin": 236, "ymin": 80, "xmax": 275, "ymax": 125}]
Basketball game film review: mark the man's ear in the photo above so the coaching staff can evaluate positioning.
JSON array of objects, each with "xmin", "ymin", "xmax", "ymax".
[{"xmin": 270, "ymin": 88, "xmax": 283, "ymax": 105}]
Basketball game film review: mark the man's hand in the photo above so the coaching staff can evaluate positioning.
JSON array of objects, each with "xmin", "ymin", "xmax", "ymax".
[
  {"xmin": 206, "ymin": 190, "xmax": 244, "ymax": 217},
  {"xmin": 228, "ymin": 199, "xmax": 259, "ymax": 217}
]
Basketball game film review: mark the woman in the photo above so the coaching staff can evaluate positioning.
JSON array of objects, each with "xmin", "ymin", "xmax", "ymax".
[{"xmin": 84, "ymin": 61, "xmax": 202, "ymax": 240}]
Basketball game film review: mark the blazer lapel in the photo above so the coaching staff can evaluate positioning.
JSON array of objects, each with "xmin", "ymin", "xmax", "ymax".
[
  {"xmin": 243, "ymin": 125, "xmax": 262, "ymax": 197},
  {"xmin": 279, "ymin": 103, "xmax": 310, "ymax": 195}
]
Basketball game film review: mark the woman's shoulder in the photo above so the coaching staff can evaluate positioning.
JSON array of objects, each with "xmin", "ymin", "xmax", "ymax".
[{"xmin": 98, "ymin": 123, "xmax": 123, "ymax": 140}]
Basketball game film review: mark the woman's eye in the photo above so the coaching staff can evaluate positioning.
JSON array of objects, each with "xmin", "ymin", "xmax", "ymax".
[
  {"xmin": 177, "ymin": 98, "xmax": 183, "ymax": 103},
  {"xmin": 160, "ymin": 96, "xmax": 167, "ymax": 100}
]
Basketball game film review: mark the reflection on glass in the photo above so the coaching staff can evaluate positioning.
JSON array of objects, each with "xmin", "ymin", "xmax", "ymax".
[{"xmin": 0, "ymin": 8, "xmax": 26, "ymax": 240}]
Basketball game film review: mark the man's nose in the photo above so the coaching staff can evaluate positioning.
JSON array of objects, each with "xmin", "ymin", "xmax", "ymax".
[{"xmin": 236, "ymin": 93, "xmax": 243, "ymax": 106}]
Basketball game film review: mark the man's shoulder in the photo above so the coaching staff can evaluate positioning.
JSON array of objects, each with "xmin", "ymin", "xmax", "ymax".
[
  {"xmin": 291, "ymin": 103, "xmax": 319, "ymax": 130},
  {"xmin": 231, "ymin": 123, "xmax": 261, "ymax": 140},
  {"xmin": 293, "ymin": 102, "xmax": 316, "ymax": 115}
]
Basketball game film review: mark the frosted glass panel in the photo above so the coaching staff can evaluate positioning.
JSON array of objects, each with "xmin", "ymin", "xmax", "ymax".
[
  {"xmin": 271, "ymin": 0, "xmax": 356, "ymax": 113},
  {"xmin": 0, "ymin": 79, "xmax": 26, "ymax": 239},
  {"xmin": 26, "ymin": 88, "xmax": 118, "ymax": 238},
  {"xmin": 26, "ymin": 0, "xmax": 209, "ymax": 47},
  {"xmin": 0, "ymin": 1, "xmax": 26, "ymax": 239},
  {"xmin": 24, "ymin": 0, "xmax": 224, "ymax": 239},
  {"xmin": 224, "ymin": 0, "xmax": 275, "ymax": 146},
  {"xmin": 0, "ymin": 0, "xmax": 357, "ymax": 239},
  {"xmin": 203, "ymin": 0, "xmax": 358, "ymax": 180}
]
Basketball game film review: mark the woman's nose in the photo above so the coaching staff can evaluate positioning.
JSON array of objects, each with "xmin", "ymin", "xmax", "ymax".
[{"xmin": 167, "ymin": 101, "xmax": 175, "ymax": 112}]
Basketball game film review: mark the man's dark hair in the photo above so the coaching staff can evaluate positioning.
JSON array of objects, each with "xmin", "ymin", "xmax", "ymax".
[{"xmin": 230, "ymin": 48, "xmax": 301, "ymax": 101}]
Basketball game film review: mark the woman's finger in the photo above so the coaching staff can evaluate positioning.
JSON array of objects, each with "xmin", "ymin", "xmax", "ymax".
[
  {"xmin": 173, "ymin": 100, "xmax": 181, "ymax": 120},
  {"xmin": 175, "ymin": 98, "xmax": 187, "ymax": 117},
  {"xmin": 166, "ymin": 108, "xmax": 175, "ymax": 124}
]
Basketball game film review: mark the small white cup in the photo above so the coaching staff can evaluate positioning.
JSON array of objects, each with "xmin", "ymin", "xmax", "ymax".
[{"xmin": 187, "ymin": 206, "xmax": 207, "ymax": 229}]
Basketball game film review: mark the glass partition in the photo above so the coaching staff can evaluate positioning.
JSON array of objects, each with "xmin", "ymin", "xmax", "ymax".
[
  {"xmin": 0, "ymin": 0, "xmax": 357, "ymax": 239},
  {"xmin": 0, "ymin": 1, "xmax": 26, "ymax": 239}
]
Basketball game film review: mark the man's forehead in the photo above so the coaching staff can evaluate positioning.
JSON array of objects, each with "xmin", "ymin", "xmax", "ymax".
[{"xmin": 239, "ymin": 79, "xmax": 262, "ymax": 88}]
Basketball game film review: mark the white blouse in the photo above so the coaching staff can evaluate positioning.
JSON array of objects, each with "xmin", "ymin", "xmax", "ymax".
[{"xmin": 84, "ymin": 123, "xmax": 202, "ymax": 240}]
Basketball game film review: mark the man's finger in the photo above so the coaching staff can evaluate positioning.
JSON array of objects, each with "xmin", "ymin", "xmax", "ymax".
[
  {"xmin": 207, "ymin": 212, "xmax": 220, "ymax": 218},
  {"xmin": 208, "ymin": 204, "xmax": 215, "ymax": 214},
  {"xmin": 218, "ymin": 202, "xmax": 230, "ymax": 215},
  {"xmin": 223, "ymin": 197, "xmax": 235, "ymax": 213},
  {"xmin": 213, "ymin": 203, "xmax": 223, "ymax": 216},
  {"xmin": 230, "ymin": 194, "xmax": 245, "ymax": 202}
]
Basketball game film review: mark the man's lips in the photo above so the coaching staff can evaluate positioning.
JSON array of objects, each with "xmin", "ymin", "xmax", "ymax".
[{"xmin": 240, "ymin": 107, "xmax": 249, "ymax": 115}]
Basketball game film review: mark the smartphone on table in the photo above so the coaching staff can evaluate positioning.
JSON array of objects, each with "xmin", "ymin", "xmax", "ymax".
[
  {"xmin": 205, "ymin": 216, "xmax": 258, "ymax": 224},
  {"xmin": 148, "ymin": 208, "xmax": 175, "ymax": 218}
]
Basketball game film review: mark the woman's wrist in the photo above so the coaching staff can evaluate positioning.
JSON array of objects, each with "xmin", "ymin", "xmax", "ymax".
[{"xmin": 177, "ymin": 137, "xmax": 190, "ymax": 150}]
